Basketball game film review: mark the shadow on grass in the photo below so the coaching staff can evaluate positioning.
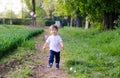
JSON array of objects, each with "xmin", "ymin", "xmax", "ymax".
[
  {"xmin": 65, "ymin": 59, "xmax": 115, "ymax": 69},
  {"xmin": 66, "ymin": 60, "xmax": 95, "ymax": 68}
]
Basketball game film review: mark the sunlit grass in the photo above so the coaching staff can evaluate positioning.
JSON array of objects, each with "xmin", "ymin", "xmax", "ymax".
[{"xmin": 59, "ymin": 27, "xmax": 120, "ymax": 78}]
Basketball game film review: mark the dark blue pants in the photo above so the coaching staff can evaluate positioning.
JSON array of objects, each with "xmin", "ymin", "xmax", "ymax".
[{"xmin": 49, "ymin": 50, "xmax": 60, "ymax": 64}]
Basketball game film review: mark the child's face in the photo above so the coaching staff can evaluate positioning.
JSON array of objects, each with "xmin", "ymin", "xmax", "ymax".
[{"xmin": 50, "ymin": 28, "xmax": 57, "ymax": 35}]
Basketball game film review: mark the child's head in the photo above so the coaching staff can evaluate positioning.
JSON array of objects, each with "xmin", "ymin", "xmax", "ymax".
[{"xmin": 50, "ymin": 25, "xmax": 58, "ymax": 35}]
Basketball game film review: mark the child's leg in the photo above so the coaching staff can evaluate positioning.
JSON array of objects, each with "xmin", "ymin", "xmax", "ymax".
[
  {"xmin": 55, "ymin": 52, "xmax": 60, "ymax": 69},
  {"xmin": 48, "ymin": 50, "xmax": 54, "ymax": 67}
]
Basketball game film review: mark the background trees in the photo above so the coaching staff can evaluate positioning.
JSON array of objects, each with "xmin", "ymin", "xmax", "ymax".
[
  {"xmin": 24, "ymin": 0, "xmax": 46, "ymax": 18},
  {"xmin": 3, "ymin": 0, "xmax": 118, "ymax": 29},
  {"xmin": 48, "ymin": 0, "xmax": 120, "ymax": 29},
  {"xmin": 0, "ymin": 0, "xmax": 119, "ymax": 29}
]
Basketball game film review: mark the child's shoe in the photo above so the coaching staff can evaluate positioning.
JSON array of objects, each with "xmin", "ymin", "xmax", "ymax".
[
  {"xmin": 56, "ymin": 63, "xmax": 59, "ymax": 69},
  {"xmin": 47, "ymin": 63, "xmax": 53, "ymax": 68}
]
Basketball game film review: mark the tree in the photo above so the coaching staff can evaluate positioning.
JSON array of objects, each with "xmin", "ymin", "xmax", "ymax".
[
  {"xmin": 6, "ymin": 10, "xmax": 17, "ymax": 18},
  {"xmin": 24, "ymin": 0, "xmax": 33, "ymax": 11},
  {"xmin": 41, "ymin": 0, "xmax": 57, "ymax": 18},
  {"xmin": 32, "ymin": 0, "xmax": 36, "ymax": 13},
  {"xmin": 77, "ymin": 0, "xmax": 120, "ymax": 29},
  {"xmin": 24, "ymin": 0, "xmax": 46, "ymax": 18},
  {"xmin": 53, "ymin": 0, "xmax": 75, "ymax": 26},
  {"xmin": 54, "ymin": 0, "xmax": 120, "ymax": 29}
]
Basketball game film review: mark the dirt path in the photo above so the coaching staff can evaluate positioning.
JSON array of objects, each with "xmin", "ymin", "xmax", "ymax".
[{"xmin": 30, "ymin": 27, "xmax": 71, "ymax": 78}]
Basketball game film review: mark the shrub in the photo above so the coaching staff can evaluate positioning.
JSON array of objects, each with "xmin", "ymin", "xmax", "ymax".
[
  {"xmin": 114, "ymin": 16, "xmax": 120, "ymax": 28},
  {"xmin": 0, "ymin": 25, "xmax": 44, "ymax": 58}
]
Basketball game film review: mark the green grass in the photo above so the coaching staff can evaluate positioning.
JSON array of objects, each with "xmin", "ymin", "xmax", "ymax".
[
  {"xmin": 0, "ymin": 25, "xmax": 43, "ymax": 58},
  {"xmin": 0, "ymin": 39, "xmax": 35, "ymax": 64},
  {"xmin": 59, "ymin": 27, "xmax": 120, "ymax": 78},
  {"xmin": 9, "ymin": 67, "xmax": 32, "ymax": 78},
  {"xmin": 0, "ymin": 38, "xmax": 36, "ymax": 77},
  {"xmin": 0, "ymin": 25, "xmax": 42, "ymax": 77},
  {"xmin": 0, "ymin": 24, "xmax": 28, "ymax": 29}
]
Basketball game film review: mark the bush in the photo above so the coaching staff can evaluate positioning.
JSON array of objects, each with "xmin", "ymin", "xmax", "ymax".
[
  {"xmin": 91, "ymin": 22, "xmax": 103, "ymax": 30},
  {"xmin": 36, "ymin": 18, "xmax": 45, "ymax": 26},
  {"xmin": 44, "ymin": 17, "xmax": 68, "ymax": 26},
  {"xmin": 0, "ymin": 18, "xmax": 46, "ymax": 26},
  {"xmin": 114, "ymin": 16, "xmax": 120, "ymax": 28},
  {"xmin": 0, "ymin": 19, "xmax": 2, "ymax": 24},
  {"xmin": 0, "ymin": 25, "xmax": 44, "ymax": 58},
  {"xmin": 45, "ymin": 20, "xmax": 55, "ymax": 26},
  {"xmin": 1, "ymin": 18, "xmax": 31, "ymax": 25}
]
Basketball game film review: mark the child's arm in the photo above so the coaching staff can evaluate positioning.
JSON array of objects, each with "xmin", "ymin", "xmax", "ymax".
[
  {"xmin": 60, "ymin": 41, "xmax": 64, "ymax": 50},
  {"xmin": 42, "ymin": 42, "xmax": 48, "ymax": 50},
  {"xmin": 43, "ymin": 36, "xmax": 50, "ymax": 50}
]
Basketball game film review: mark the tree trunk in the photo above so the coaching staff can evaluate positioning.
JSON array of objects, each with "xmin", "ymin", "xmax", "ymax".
[
  {"xmin": 75, "ymin": 17, "xmax": 82, "ymax": 27},
  {"xmin": 103, "ymin": 12, "xmax": 115, "ymax": 29},
  {"xmin": 109, "ymin": 12, "xmax": 115, "ymax": 29},
  {"xmin": 67, "ymin": 16, "xmax": 71, "ymax": 26},
  {"xmin": 103, "ymin": 12, "xmax": 109, "ymax": 29},
  {"xmin": 32, "ymin": 0, "xmax": 35, "ymax": 13},
  {"xmin": 85, "ymin": 16, "xmax": 89, "ymax": 29},
  {"xmin": 70, "ymin": 17, "xmax": 73, "ymax": 27}
]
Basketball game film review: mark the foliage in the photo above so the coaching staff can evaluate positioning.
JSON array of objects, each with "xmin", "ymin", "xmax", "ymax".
[
  {"xmin": 44, "ymin": 17, "xmax": 67, "ymax": 26},
  {"xmin": 1, "ymin": 18, "xmax": 31, "ymax": 25},
  {"xmin": 1, "ymin": 18, "xmax": 46, "ymax": 26},
  {"xmin": 35, "ymin": 0, "xmax": 47, "ymax": 18},
  {"xmin": 54, "ymin": 0, "xmax": 72, "ymax": 16},
  {"xmin": 6, "ymin": 10, "xmax": 18, "ymax": 18},
  {"xmin": 90, "ymin": 22, "xmax": 103, "ymax": 30},
  {"xmin": 24, "ymin": 0, "xmax": 32, "ymax": 11},
  {"xmin": 59, "ymin": 27, "xmax": 120, "ymax": 78},
  {"xmin": 42, "ymin": 0, "xmax": 56, "ymax": 17},
  {"xmin": 45, "ymin": 19, "xmax": 55, "ymax": 26},
  {"xmin": 24, "ymin": 0, "xmax": 47, "ymax": 18},
  {"xmin": 55, "ymin": 0, "xmax": 120, "ymax": 19},
  {"xmin": 52, "ymin": 0, "xmax": 120, "ymax": 29},
  {"xmin": 114, "ymin": 16, "xmax": 120, "ymax": 28}
]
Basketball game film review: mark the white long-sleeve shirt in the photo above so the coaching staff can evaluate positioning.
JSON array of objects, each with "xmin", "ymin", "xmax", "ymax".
[{"xmin": 46, "ymin": 35, "xmax": 62, "ymax": 52}]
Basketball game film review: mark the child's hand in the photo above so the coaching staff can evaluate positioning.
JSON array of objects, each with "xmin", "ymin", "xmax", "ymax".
[
  {"xmin": 60, "ymin": 42, "xmax": 64, "ymax": 50},
  {"xmin": 42, "ymin": 42, "xmax": 48, "ymax": 51},
  {"xmin": 62, "ymin": 46, "xmax": 64, "ymax": 50},
  {"xmin": 42, "ymin": 46, "xmax": 46, "ymax": 50}
]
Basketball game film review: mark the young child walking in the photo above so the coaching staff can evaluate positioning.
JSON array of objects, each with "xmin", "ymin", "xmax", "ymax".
[{"xmin": 42, "ymin": 25, "xmax": 64, "ymax": 69}]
